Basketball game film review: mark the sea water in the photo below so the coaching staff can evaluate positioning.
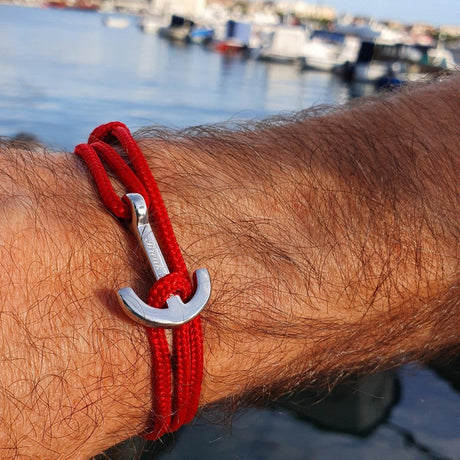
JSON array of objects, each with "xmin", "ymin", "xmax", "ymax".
[{"xmin": 0, "ymin": 4, "xmax": 354, "ymax": 149}]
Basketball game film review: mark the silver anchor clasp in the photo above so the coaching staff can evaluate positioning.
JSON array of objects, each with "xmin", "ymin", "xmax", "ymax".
[{"xmin": 117, "ymin": 193, "xmax": 211, "ymax": 328}]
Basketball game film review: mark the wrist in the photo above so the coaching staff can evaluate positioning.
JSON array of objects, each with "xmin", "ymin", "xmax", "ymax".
[{"xmin": 0, "ymin": 149, "xmax": 153, "ymax": 457}]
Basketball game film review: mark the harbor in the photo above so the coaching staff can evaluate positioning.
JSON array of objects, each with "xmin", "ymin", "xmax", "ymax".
[
  {"xmin": 2, "ymin": 0, "xmax": 460, "ymax": 91},
  {"xmin": 1, "ymin": 2, "xmax": 459, "ymax": 149}
]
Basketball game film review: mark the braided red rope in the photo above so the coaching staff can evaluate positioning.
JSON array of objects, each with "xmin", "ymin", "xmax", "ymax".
[{"xmin": 74, "ymin": 122, "xmax": 203, "ymax": 439}]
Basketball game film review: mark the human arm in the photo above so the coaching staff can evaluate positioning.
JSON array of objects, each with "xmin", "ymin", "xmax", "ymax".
[{"xmin": 0, "ymin": 76, "xmax": 459, "ymax": 458}]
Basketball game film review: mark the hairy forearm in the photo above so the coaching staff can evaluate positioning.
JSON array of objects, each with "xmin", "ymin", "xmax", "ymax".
[
  {"xmin": 150, "ymin": 77, "xmax": 459, "ymax": 402},
  {"xmin": 0, "ymin": 76, "xmax": 459, "ymax": 457}
]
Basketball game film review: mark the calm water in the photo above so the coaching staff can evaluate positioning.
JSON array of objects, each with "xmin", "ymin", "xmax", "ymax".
[
  {"xmin": 1, "ymin": 5, "xmax": 459, "ymax": 460},
  {"xmin": 0, "ymin": 4, "xmax": 352, "ymax": 149}
]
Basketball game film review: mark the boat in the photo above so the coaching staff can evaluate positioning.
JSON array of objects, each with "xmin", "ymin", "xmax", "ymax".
[
  {"xmin": 158, "ymin": 15, "xmax": 194, "ymax": 43},
  {"xmin": 213, "ymin": 20, "xmax": 251, "ymax": 55},
  {"xmin": 137, "ymin": 0, "xmax": 169, "ymax": 34},
  {"xmin": 46, "ymin": 0, "xmax": 99, "ymax": 9},
  {"xmin": 337, "ymin": 40, "xmax": 457, "ymax": 83},
  {"xmin": 139, "ymin": 15, "xmax": 169, "ymax": 34},
  {"xmin": 298, "ymin": 30, "xmax": 357, "ymax": 71},
  {"xmin": 189, "ymin": 26, "xmax": 214, "ymax": 45},
  {"xmin": 426, "ymin": 43, "xmax": 457, "ymax": 71},
  {"xmin": 46, "ymin": 1, "xmax": 67, "ymax": 8},
  {"xmin": 102, "ymin": 15, "xmax": 131, "ymax": 29},
  {"xmin": 256, "ymin": 25, "xmax": 309, "ymax": 62},
  {"xmin": 351, "ymin": 41, "xmax": 403, "ymax": 82}
]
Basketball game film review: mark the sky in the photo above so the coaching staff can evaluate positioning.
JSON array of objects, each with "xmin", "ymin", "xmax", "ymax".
[{"xmin": 320, "ymin": 0, "xmax": 460, "ymax": 26}]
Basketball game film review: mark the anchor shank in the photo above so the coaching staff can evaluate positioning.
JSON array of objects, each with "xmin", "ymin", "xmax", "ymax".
[
  {"xmin": 125, "ymin": 193, "xmax": 171, "ymax": 281},
  {"xmin": 137, "ymin": 223, "xmax": 170, "ymax": 280}
]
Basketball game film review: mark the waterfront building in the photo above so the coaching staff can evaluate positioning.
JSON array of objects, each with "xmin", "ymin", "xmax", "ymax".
[
  {"xmin": 155, "ymin": 0, "xmax": 207, "ymax": 17},
  {"xmin": 276, "ymin": 1, "xmax": 336, "ymax": 21}
]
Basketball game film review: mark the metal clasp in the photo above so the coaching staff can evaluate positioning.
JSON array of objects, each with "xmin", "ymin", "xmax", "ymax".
[{"xmin": 117, "ymin": 193, "xmax": 211, "ymax": 328}]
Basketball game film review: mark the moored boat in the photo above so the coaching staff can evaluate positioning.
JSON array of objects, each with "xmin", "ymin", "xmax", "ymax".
[
  {"xmin": 139, "ymin": 14, "xmax": 169, "ymax": 34},
  {"xmin": 213, "ymin": 20, "xmax": 251, "ymax": 55},
  {"xmin": 158, "ymin": 15, "xmax": 195, "ymax": 43},
  {"xmin": 337, "ymin": 40, "xmax": 457, "ymax": 83},
  {"xmin": 103, "ymin": 15, "xmax": 131, "ymax": 29},
  {"xmin": 256, "ymin": 25, "xmax": 309, "ymax": 63}
]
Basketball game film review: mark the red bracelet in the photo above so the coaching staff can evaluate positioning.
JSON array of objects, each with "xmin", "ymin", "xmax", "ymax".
[{"xmin": 74, "ymin": 122, "xmax": 210, "ymax": 439}]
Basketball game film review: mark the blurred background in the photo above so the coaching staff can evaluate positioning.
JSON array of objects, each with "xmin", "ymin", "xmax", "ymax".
[{"xmin": 0, "ymin": 1, "xmax": 459, "ymax": 458}]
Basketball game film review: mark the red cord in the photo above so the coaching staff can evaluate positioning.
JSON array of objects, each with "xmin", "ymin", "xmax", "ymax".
[{"xmin": 74, "ymin": 122, "xmax": 203, "ymax": 439}]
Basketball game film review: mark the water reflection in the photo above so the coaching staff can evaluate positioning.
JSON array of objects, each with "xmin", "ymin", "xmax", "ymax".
[
  {"xmin": 347, "ymin": 81, "xmax": 382, "ymax": 99},
  {"xmin": 276, "ymin": 371, "xmax": 399, "ymax": 437},
  {"xmin": 0, "ymin": 4, "xmax": 363, "ymax": 148}
]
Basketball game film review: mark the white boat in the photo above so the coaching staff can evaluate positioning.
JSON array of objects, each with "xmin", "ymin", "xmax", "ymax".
[
  {"xmin": 339, "ymin": 40, "xmax": 457, "ymax": 83},
  {"xmin": 427, "ymin": 43, "xmax": 457, "ymax": 71},
  {"xmin": 256, "ymin": 25, "xmax": 309, "ymax": 62},
  {"xmin": 139, "ymin": 15, "xmax": 169, "ymax": 34},
  {"xmin": 299, "ymin": 31, "xmax": 361, "ymax": 72},
  {"xmin": 102, "ymin": 15, "xmax": 131, "ymax": 29}
]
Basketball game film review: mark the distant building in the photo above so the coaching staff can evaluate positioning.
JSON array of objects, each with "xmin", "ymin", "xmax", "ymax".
[
  {"xmin": 276, "ymin": 1, "xmax": 336, "ymax": 21},
  {"xmin": 440, "ymin": 24, "xmax": 460, "ymax": 39},
  {"xmin": 110, "ymin": 0, "xmax": 148, "ymax": 13},
  {"xmin": 155, "ymin": 0, "xmax": 207, "ymax": 17}
]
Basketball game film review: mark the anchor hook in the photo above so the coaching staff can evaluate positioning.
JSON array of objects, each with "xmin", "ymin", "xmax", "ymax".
[{"xmin": 117, "ymin": 193, "xmax": 211, "ymax": 328}]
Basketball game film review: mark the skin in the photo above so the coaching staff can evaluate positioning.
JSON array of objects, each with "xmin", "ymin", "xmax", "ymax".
[{"xmin": 0, "ymin": 76, "xmax": 459, "ymax": 458}]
